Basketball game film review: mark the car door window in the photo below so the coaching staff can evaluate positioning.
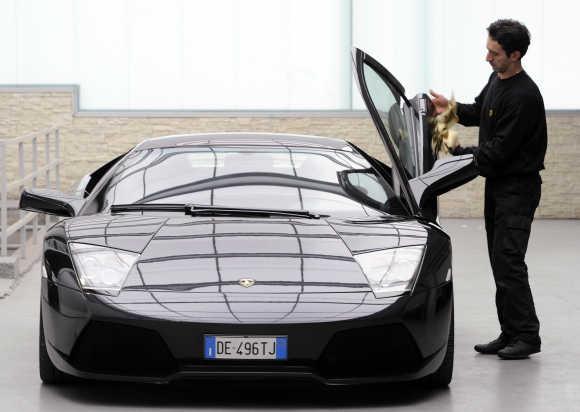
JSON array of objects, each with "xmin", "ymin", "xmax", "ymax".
[{"xmin": 362, "ymin": 64, "xmax": 418, "ymax": 179}]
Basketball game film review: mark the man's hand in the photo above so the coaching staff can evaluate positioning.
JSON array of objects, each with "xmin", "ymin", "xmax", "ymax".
[
  {"xmin": 429, "ymin": 89, "xmax": 449, "ymax": 115},
  {"xmin": 446, "ymin": 144, "xmax": 462, "ymax": 156}
]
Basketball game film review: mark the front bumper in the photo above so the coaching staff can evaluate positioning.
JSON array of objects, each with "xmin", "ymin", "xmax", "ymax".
[{"xmin": 41, "ymin": 280, "xmax": 453, "ymax": 385}]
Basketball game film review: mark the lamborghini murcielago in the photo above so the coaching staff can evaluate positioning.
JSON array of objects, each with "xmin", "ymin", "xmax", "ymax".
[{"xmin": 20, "ymin": 49, "xmax": 477, "ymax": 387}]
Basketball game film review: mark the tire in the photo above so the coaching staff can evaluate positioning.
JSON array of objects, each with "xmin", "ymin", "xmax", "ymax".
[
  {"xmin": 39, "ymin": 310, "xmax": 75, "ymax": 384},
  {"xmin": 420, "ymin": 312, "xmax": 454, "ymax": 388}
]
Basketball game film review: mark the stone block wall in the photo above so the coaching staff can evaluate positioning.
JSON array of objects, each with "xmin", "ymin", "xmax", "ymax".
[{"xmin": 0, "ymin": 87, "xmax": 578, "ymax": 218}]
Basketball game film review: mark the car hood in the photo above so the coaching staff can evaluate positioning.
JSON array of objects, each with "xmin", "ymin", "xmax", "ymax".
[{"xmin": 68, "ymin": 214, "xmax": 429, "ymax": 323}]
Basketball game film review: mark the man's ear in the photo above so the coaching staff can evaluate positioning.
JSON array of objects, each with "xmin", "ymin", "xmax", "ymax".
[{"xmin": 510, "ymin": 50, "xmax": 522, "ymax": 61}]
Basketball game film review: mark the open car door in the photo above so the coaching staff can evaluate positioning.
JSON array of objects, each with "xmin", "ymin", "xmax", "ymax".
[{"xmin": 351, "ymin": 48, "xmax": 478, "ymax": 219}]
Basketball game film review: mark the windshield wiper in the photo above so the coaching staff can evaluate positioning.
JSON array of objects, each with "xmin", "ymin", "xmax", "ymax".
[
  {"xmin": 344, "ymin": 215, "xmax": 409, "ymax": 223},
  {"xmin": 186, "ymin": 204, "xmax": 323, "ymax": 219},
  {"xmin": 110, "ymin": 203, "xmax": 186, "ymax": 213},
  {"xmin": 110, "ymin": 203, "xmax": 323, "ymax": 219}
]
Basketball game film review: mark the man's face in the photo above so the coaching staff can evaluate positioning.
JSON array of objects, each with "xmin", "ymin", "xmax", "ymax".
[{"xmin": 486, "ymin": 36, "xmax": 518, "ymax": 73}]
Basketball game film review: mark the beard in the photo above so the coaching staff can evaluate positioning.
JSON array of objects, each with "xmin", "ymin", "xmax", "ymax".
[{"xmin": 490, "ymin": 62, "xmax": 508, "ymax": 73}]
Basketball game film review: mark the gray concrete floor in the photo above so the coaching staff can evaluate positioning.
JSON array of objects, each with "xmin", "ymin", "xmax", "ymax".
[{"xmin": 0, "ymin": 218, "xmax": 579, "ymax": 412}]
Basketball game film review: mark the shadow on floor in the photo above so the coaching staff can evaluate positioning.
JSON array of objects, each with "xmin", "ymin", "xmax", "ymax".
[{"xmin": 42, "ymin": 379, "xmax": 450, "ymax": 408}]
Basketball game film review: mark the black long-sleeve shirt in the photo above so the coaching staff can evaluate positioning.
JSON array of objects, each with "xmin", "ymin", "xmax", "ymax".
[{"xmin": 454, "ymin": 71, "xmax": 547, "ymax": 178}]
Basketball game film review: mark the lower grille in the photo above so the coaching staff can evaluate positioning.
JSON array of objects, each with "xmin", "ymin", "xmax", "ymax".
[
  {"xmin": 70, "ymin": 321, "xmax": 177, "ymax": 377},
  {"xmin": 318, "ymin": 324, "xmax": 423, "ymax": 378},
  {"xmin": 69, "ymin": 321, "xmax": 423, "ymax": 380}
]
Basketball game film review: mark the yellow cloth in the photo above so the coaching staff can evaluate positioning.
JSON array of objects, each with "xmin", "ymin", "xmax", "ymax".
[{"xmin": 431, "ymin": 97, "xmax": 460, "ymax": 155}]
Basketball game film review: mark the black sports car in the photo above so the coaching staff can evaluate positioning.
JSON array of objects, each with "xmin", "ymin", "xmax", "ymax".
[{"xmin": 20, "ymin": 49, "xmax": 477, "ymax": 387}]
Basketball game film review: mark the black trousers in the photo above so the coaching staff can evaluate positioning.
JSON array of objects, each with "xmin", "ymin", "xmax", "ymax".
[{"xmin": 484, "ymin": 173, "xmax": 541, "ymax": 346}]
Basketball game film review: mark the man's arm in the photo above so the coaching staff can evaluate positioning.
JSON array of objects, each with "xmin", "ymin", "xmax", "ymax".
[
  {"xmin": 458, "ymin": 97, "xmax": 532, "ymax": 176},
  {"xmin": 445, "ymin": 90, "xmax": 486, "ymax": 155},
  {"xmin": 456, "ymin": 102, "xmax": 481, "ymax": 127}
]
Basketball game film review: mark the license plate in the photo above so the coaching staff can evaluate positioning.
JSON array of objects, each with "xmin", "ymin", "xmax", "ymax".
[{"xmin": 204, "ymin": 335, "xmax": 287, "ymax": 360}]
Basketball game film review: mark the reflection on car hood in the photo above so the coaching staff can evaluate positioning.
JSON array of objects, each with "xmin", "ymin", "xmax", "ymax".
[
  {"xmin": 64, "ymin": 215, "xmax": 166, "ymax": 252},
  {"xmin": 67, "ymin": 214, "xmax": 429, "ymax": 323}
]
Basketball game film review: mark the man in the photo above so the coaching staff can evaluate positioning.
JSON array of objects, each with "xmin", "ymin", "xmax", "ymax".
[{"xmin": 430, "ymin": 19, "xmax": 547, "ymax": 360}]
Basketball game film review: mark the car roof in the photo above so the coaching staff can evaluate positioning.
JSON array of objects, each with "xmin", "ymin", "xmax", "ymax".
[{"xmin": 134, "ymin": 132, "xmax": 354, "ymax": 151}]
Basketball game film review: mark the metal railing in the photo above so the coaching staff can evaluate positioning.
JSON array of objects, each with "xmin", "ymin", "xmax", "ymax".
[{"xmin": 0, "ymin": 127, "xmax": 61, "ymax": 269}]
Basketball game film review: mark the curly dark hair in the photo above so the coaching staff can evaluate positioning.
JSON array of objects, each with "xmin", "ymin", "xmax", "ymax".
[{"xmin": 487, "ymin": 19, "xmax": 531, "ymax": 59}]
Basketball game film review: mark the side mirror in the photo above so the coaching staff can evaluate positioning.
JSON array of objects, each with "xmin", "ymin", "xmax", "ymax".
[
  {"xmin": 409, "ymin": 154, "xmax": 478, "ymax": 210},
  {"xmin": 19, "ymin": 188, "xmax": 83, "ymax": 217}
]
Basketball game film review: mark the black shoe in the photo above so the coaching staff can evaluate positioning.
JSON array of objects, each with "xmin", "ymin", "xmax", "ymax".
[
  {"xmin": 497, "ymin": 340, "xmax": 540, "ymax": 360},
  {"xmin": 474, "ymin": 335, "xmax": 510, "ymax": 354}
]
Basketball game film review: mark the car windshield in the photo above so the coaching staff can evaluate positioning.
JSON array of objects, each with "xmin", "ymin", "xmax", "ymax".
[{"xmin": 91, "ymin": 145, "xmax": 410, "ymax": 218}]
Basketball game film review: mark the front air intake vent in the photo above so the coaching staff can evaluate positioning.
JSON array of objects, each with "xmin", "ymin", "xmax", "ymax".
[
  {"xmin": 70, "ymin": 321, "xmax": 177, "ymax": 377},
  {"xmin": 318, "ymin": 324, "xmax": 423, "ymax": 378}
]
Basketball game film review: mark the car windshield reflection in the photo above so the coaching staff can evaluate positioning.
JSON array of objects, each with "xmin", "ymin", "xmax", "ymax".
[{"xmin": 95, "ymin": 146, "xmax": 409, "ymax": 218}]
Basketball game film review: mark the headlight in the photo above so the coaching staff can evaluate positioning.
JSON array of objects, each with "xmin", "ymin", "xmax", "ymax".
[
  {"xmin": 354, "ymin": 245, "xmax": 425, "ymax": 298},
  {"xmin": 69, "ymin": 243, "xmax": 139, "ymax": 296}
]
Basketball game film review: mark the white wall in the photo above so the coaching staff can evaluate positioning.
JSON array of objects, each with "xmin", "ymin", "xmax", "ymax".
[
  {"xmin": 353, "ymin": 0, "xmax": 580, "ymax": 110},
  {"xmin": 352, "ymin": 0, "xmax": 428, "ymax": 109},
  {"xmin": 0, "ymin": 0, "xmax": 578, "ymax": 110},
  {"xmin": 0, "ymin": 0, "xmax": 351, "ymax": 110}
]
